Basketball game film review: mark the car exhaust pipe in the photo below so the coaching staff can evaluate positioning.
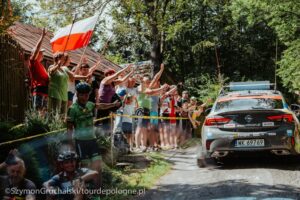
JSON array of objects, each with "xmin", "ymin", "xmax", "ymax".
[
  {"xmin": 211, "ymin": 151, "xmax": 229, "ymax": 158},
  {"xmin": 271, "ymin": 150, "xmax": 291, "ymax": 155}
]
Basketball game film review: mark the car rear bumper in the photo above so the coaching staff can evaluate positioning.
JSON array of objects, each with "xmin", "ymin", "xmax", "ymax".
[{"xmin": 202, "ymin": 127, "xmax": 296, "ymax": 156}]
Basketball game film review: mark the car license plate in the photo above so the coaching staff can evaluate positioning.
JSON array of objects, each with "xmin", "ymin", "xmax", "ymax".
[{"xmin": 235, "ymin": 139, "xmax": 265, "ymax": 147}]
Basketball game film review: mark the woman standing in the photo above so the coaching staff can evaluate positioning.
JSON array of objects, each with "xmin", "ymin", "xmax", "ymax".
[
  {"xmin": 48, "ymin": 53, "xmax": 87, "ymax": 117},
  {"xmin": 96, "ymin": 64, "xmax": 134, "ymax": 136}
]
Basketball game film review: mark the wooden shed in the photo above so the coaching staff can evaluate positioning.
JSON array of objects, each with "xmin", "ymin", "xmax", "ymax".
[{"xmin": 0, "ymin": 22, "xmax": 122, "ymax": 122}]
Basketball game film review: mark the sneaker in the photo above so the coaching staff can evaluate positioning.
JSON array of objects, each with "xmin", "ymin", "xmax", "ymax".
[
  {"xmin": 141, "ymin": 146, "xmax": 147, "ymax": 153},
  {"xmin": 133, "ymin": 148, "xmax": 143, "ymax": 153}
]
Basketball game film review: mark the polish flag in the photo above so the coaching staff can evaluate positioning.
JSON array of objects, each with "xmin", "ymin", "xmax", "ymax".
[{"xmin": 50, "ymin": 15, "xmax": 98, "ymax": 52}]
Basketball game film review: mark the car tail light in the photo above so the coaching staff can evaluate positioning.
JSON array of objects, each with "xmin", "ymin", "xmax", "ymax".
[
  {"xmin": 267, "ymin": 114, "xmax": 294, "ymax": 123},
  {"xmin": 204, "ymin": 116, "xmax": 231, "ymax": 126}
]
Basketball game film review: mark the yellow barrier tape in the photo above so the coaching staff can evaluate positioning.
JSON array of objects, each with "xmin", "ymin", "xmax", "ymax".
[
  {"xmin": 113, "ymin": 114, "xmax": 189, "ymax": 120},
  {"xmin": 0, "ymin": 116, "xmax": 113, "ymax": 147},
  {"xmin": 0, "ymin": 114, "xmax": 190, "ymax": 147},
  {"xmin": 0, "ymin": 128, "xmax": 67, "ymax": 147},
  {"xmin": 93, "ymin": 116, "xmax": 112, "ymax": 123}
]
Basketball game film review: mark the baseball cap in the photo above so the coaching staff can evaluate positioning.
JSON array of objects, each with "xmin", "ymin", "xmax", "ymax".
[{"xmin": 117, "ymin": 88, "xmax": 127, "ymax": 97}]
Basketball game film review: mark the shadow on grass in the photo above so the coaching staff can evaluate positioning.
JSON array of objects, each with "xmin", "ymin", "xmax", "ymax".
[{"xmin": 101, "ymin": 152, "xmax": 173, "ymax": 200}]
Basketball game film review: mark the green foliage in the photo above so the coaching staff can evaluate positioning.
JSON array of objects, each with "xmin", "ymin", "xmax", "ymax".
[
  {"xmin": 277, "ymin": 39, "xmax": 300, "ymax": 92},
  {"xmin": 0, "ymin": 121, "xmax": 14, "ymax": 137},
  {"xmin": 185, "ymin": 73, "xmax": 228, "ymax": 103},
  {"xmin": 106, "ymin": 53, "xmax": 128, "ymax": 65},
  {"xmin": 24, "ymin": 111, "xmax": 50, "ymax": 135},
  {"xmin": 0, "ymin": 0, "xmax": 19, "ymax": 34},
  {"xmin": 12, "ymin": 0, "xmax": 300, "ymax": 95},
  {"xmin": 230, "ymin": 0, "xmax": 300, "ymax": 93},
  {"xmin": 0, "ymin": 111, "xmax": 66, "ymax": 184},
  {"xmin": 97, "ymin": 135, "xmax": 111, "ymax": 150}
]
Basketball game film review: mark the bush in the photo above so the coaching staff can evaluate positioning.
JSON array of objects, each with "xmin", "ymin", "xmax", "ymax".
[
  {"xmin": 24, "ymin": 111, "xmax": 49, "ymax": 136},
  {"xmin": 0, "ymin": 111, "xmax": 67, "ymax": 187},
  {"xmin": 0, "ymin": 122, "xmax": 14, "ymax": 143}
]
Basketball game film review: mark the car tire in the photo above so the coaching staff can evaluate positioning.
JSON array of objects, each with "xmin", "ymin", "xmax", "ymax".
[{"xmin": 197, "ymin": 157, "xmax": 206, "ymax": 168}]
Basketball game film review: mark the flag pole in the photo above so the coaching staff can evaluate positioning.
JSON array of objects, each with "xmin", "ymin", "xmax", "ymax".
[
  {"xmin": 63, "ymin": 14, "xmax": 77, "ymax": 54},
  {"xmin": 78, "ymin": 12, "xmax": 103, "ymax": 66},
  {"xmin": 78, "ymin": 0, "xmax": 111, "ymax": 64}
]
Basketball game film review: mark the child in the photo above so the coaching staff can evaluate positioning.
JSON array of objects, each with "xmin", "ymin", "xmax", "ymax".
[{"xmin": 122, "ymin": 94, "xmax": 137, "ymax": 151}]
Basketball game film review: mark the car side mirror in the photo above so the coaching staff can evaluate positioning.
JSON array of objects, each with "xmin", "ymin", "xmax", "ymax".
[{"xmin": 205, "ymin": 107, "xmax": 212, "ymax": 116}]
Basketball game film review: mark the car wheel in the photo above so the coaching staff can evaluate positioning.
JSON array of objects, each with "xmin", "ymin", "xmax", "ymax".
[{"xmin": 197, "ymin": 143, "xmax": 216, "ymax": 168}]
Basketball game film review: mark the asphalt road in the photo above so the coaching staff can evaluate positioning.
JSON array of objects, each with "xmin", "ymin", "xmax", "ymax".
[{"xmin": 137, "ymin": 145, "xmax": 300, "ymax": 200}]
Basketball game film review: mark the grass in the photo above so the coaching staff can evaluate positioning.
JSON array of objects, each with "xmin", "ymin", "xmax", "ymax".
[{"xmin": 102, "ymin": 152, "xmax": 171, "ymax": 200}]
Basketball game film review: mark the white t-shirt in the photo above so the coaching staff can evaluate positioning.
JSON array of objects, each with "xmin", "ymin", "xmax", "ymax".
[
  {"xmin": 160, "ymin": 97, "xmax": 170, "ymax": 115},
  {"xmin": 122, "ymin": 103, "xmax": 135, "ymax": 123},
  {"xmin": 68, "ymin": 80, "xmax": 75, "ymax": 93},
  {"xmin": 127, "ymin": 87, "xmax": 138, "ymax": 96}
]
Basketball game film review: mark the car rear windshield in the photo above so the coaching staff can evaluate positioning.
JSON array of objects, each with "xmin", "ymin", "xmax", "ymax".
[{"xmin": 214, "ymin": 97, "xmax": 284, "ymax": 112}]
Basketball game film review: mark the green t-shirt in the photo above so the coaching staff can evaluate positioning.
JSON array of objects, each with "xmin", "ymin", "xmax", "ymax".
[
  {"xmin": 137, "ymin": 92, "xmax": 151, "ymax": 109},
  {"xmin": 48, "ymin": 66, "xmax": 69, "ymax": 101},
  {"xmin": 67, "ymin": 101, "xmax": 96, "ymax": 140}
]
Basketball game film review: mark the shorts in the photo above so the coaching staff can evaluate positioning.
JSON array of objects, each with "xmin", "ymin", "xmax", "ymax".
[
  {"xmin": 96, "ymin": 110, "xmax": 111, "ymax": 134},
  {"xmin": 122, "ymin": 122, "xmax": 133, "ymax": 134},
  {"xmin": 68, "ymin": 91, "xmax": 75, "ymax": 101},
  {"xmin": 136, "ymin": 108, "xmax": 150, "ymax": 128},
  {"xmin": 182, "ymin": 119, "xmax": 191, "ymax": 134},
  {"xmin": 150, "ymin": 111, "xmax": 158, "ymax": 124},
  {"xmin": 75, "ymin": 139, "xmax": 101, "ymax": 161},
  {"xmin": 161, "ymin": 113, "xmax": 170, "ymax": 124},
  {"xmin": 150, "ymin": 111, "xmax": 159, "ymax": 130},
  {"xmin": 32, "ymin": 94, "xmax": 47, "ymax": 110}
]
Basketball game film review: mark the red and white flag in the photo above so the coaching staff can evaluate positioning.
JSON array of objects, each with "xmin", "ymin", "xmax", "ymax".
[{"xmin": 50, "ymin": 15, "xmax": 98, "ymax": 52}]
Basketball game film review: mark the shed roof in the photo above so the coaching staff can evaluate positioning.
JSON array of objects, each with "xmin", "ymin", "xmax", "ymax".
[{"xmin": 7, "ymin": 22, "xmax": 122, "ymax": 73}]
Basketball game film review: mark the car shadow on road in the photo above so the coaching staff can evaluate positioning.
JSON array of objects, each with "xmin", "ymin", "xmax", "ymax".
[
  {"xmin": 217, "ymin": 152, "xmax": 300, "ymax": 171},
  {"xmin": 137, "ymin": 179, "xmax": 300, "ymax": 200}
]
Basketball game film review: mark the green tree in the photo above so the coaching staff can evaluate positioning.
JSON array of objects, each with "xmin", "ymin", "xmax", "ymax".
[
  {"xmin": 1, "ymin": 0, "xmax": 17, "ymax": 34},
  {"xmin": 230, "ymin": 0, "xmax": 300, "ymax": 92}
]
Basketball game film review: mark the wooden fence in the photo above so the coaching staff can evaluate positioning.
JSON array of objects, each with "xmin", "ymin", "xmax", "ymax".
[{"xmin": 0, "ymin": 34, "xmax": 27, "ymax": 122}]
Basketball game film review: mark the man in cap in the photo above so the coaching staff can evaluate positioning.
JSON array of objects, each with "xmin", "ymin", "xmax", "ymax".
[
  {"xmin": 43, "ymin": 151, "xmax": 99, "ymax": 200},
  {"xmin": 0, "ymin": 149, "xmax": 36, "ymax": 200},
  {"xmin": 29, "ymin": 28, "xmax": 49, "ymax": 113}
]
